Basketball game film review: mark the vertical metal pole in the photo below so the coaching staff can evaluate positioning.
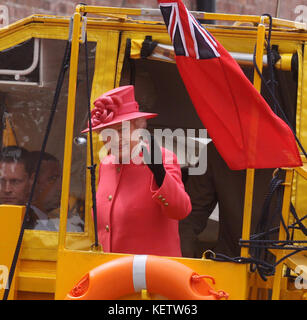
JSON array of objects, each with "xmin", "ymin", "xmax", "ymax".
[
  {"xmin": 272, "ymin": 169, "xmax": 294, "ymax": 300},
  {"xmin": 240, "ymin": 18, "xmax": 266, "ymax": 258},
  {"xmin": 58, "ymin": 11, "xmax": 81, "ymax": 251},
  {"xmin": 197, "ymin": 0, "xmax": 216, "ymax": 24},
  {"xmin": 275, "ymin": 0, "xmax": 281, "ymax": 18}
]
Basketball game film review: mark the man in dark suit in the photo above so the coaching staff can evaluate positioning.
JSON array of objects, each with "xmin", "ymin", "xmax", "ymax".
[{"xmin": 180, "ymin": 141, "xmax": 277, "ymax": 258}]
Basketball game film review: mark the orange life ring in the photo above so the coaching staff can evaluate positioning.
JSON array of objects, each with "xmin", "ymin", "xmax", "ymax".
[{"xmin": 65, "ymin": 255, "xmax": 229, "ymax": 300}]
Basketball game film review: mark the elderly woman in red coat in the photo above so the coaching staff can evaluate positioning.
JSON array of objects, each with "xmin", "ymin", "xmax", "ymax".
[{"xmin": 83, "ymin": 85, "xmax": 191, "ymax": 257}]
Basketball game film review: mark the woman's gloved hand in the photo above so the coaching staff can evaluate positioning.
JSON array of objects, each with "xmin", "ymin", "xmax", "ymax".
[{"xmin": 142, "ymin": 136, "xmax": 166, "ymax": 188}]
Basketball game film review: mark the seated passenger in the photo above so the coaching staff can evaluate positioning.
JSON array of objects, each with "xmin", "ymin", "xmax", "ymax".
[
  {"xmin": 30, "ymin": 151, "xmax": 84, "ymax": 232},
  {"xmin": 82, "ymin": 85, "xmax": 191, "ymax": 257},
  {"xmin": 0, "ymin": 146, "xmax": 37, "ymax": 228}
]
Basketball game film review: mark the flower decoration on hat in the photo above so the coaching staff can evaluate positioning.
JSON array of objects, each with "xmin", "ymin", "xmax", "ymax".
[
  {"xmin": 90, "ymin": 95, "xmax": 123, "ymax": 128},
  {"xmin": 82, "ymin": 85, "xmax": 158, "ymax": 133}
]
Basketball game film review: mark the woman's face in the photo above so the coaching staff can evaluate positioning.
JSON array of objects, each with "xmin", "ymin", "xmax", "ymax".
[{"xmin": 99, "ymin": 120, "xmax": 139, "ymax": 162}]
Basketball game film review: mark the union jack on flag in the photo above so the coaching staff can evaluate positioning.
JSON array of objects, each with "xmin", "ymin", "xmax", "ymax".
[
  {"xmin": 159, "ymin": 1, "xmax": 220, "ymax": 59},
  {"xmin": 158, "ymin": 0, "xmax": 302, "ymax": 170}
]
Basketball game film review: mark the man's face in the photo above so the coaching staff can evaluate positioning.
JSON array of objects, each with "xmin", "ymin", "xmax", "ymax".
[
  {"xmin": 0, "ymin": 161, "xmax": 31, "ymax": 205},
  {"xmin": 34, "ymin": 160, "xmax": 62, "ymax": 212}
]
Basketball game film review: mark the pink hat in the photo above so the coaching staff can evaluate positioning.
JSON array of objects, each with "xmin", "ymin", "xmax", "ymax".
[{"xmin": 82, "ymin": 85, "xmax": 157, "ymax": 133}]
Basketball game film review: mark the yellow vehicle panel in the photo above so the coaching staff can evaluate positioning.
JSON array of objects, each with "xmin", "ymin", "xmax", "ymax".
[{"xmin": 0, "ymin": 5, "xmax": 306, "ymax": 300}]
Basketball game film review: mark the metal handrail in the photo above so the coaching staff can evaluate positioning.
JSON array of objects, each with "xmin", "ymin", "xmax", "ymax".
[
  {"xmin": 0, "ymin": 38, "xmax": 39, "ymax": 80},
  {"xmin": 77, "ymin": 5, "xmax": 307, "ymax": 31}
]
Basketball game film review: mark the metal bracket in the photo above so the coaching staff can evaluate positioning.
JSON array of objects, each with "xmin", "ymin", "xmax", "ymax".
[
  {"xmin": 80, "ymin": 16, "xmax": 87, "ymax": 44},
  {"xmin": 68, "ymin": 16, "xmax": 73, "ymax": 42}
]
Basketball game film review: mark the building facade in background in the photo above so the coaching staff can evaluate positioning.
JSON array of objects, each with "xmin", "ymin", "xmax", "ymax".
[{"xmin": 0, "ymin": 1, "xmax": 306, "ymax": 27}]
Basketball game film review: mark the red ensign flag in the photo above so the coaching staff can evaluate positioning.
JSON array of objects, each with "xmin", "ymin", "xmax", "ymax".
[{"xmin": 158, "ymin": 0, "xmax": 302, "ymax": 170}]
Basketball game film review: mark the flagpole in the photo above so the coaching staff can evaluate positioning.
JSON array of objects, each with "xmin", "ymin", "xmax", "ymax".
[{"xmin": 240, "ymin": 17, "xmax": 266, "ymax": 258}]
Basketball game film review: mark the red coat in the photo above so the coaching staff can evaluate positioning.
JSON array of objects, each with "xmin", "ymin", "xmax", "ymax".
[{"xmin": 96, "ymin": 147, "xmax": 191, "ymax": 257}]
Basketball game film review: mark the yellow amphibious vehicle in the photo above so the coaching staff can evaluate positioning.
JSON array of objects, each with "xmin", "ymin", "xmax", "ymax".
[{"xmin": 0, "ymin": 4, "xmax": 306, "ymax": 300}]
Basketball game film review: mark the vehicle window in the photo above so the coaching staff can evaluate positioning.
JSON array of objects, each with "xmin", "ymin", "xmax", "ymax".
[{"xmin": 0, "ymin": 38, "xmax": 96, "ymax": 233}]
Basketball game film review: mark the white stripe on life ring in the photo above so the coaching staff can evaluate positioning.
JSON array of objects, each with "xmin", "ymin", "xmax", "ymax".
[{"xmin": 132, "ymin": 255, "xmax": 148, "ymax": 292}]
